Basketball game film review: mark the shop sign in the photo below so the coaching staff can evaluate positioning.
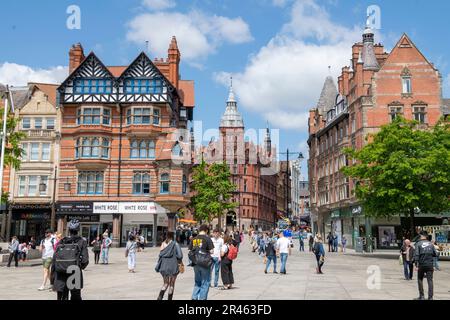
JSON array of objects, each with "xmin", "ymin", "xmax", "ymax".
[
  {"xmin": 93, "ymin": 202, "xmax": 157, "ymax": 214},
  {"xmin": 331, "ymin": 210, "xmax": 340, "ymax": 219},
  {"xmin": 13, "ymin": 212, "xmax": 50, "ymax": 221},
  {"xmin": 56, "ymin": 202, "xmax": 93, "ymax": 214},
  {"xmin": 352, "ymin": 206, "xmax": 362, "ymax": 216},
  {"xmin": 67, "ymin": 215, "xmax": 100, "ymax": 222}
]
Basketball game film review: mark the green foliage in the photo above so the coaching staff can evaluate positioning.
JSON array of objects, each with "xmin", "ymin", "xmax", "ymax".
[
  {"xmin": 342, "ymin": 117, "xmax": 450, "ymax": 219},
  {"xmin": 190, "ymin": 159, "xmax": 238, "ymax": 223},
  {"xmin": 0, "ymin": 107, "xmax": 26, "ymax": 204}
]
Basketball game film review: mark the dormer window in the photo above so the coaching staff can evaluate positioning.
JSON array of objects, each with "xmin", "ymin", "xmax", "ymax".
[{"xmin": 125, "ymin": 78, "xmax": 163, "ymax": 94}]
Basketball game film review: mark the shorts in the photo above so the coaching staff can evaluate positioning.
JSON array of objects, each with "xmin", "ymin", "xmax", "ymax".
[{"xmin": 42, "ymin": 257, "xmax": 52, "ymax": 269}]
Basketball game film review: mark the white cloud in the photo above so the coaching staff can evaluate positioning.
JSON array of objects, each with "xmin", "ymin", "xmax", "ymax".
[
  {"xmin": 142, "ymin": 0, "xmax": 176, "ymax": 10},
  {"xmin": 215, "ymin": 0, "xmax": 364, "ymax": 131},
  {"xmin": 126, "ymin": 11, "xmax": 252, "ymax": 63},
  {"xmin": 0, "ymin": 62, "xmax": 68, "ymax": 86},
  {"xmin": 272, "ymin": 0, "xmax": 292, "ymax": 7}
]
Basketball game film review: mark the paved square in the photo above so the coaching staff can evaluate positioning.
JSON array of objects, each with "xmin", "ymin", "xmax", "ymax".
[{"xmin": 1, "ymin": 239, "xmax": 449, "ymax": 300}]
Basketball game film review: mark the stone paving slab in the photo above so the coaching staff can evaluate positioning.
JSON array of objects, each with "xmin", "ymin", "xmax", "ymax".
[{"xmin": 0, "ymin": 238, "xmax": 449, "ymax": 300}]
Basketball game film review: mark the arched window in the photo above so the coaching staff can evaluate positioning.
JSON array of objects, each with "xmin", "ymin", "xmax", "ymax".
[
  {"xmin": 160, "ymin": 173, "xmax": 169, "ymax": 194},
  {"xmin": 82, "ymin": 138, "xmax": 90, "ymax": 157},
  {"xmin": 131, "ymin": 140, "xmax": 139, "ymax": 158},
  {"xmin": 91, "ymin": 138, "xmax": 100, "ymax": 157},
  {"xmin": 139, "ymin": 141, "xmax": 147, "ymax": 158},
  {"xmin": 148, "ymin": 141, "xmax": 155, "ymax": 159},
  {"xmin": 182, "ymin": 174, "xmax": 187, "ymax": 194},
  {"xmin": 133, "ymin": 172, "xmax": 150, "ymax": 195}
]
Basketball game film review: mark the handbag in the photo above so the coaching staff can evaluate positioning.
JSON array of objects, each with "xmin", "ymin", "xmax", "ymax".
[
  {"xmin": 319, "ymin": 255, "xmax": 325, "ymax": 263},
  {"xmin": 398, "ymin": 254, "xmax": 403, "ymax": 265},
  {"xmin": 178, "ymin": 261, "xmax": 185, "ymax": 274},
  {"xmin": 195, "ymin": 250, "xmax": 213, "ymax": 268}
]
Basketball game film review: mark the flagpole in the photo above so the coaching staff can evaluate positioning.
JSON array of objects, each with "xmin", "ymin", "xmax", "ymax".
[{"xmin": 0, "ymin": 86, "xmax": 10, "ymax": 207}]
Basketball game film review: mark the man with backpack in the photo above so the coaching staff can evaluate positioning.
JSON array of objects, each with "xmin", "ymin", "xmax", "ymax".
[
  {"xmin": 38, "ymin": 229, "xmax": 55, "ymax": 291},
  {"xmin": 188, "ymin": 224, "xmax": 214, "ymax": 300},
  {"xmin": 52, "ymin": 220, "xmax": 89, "ymax": 300},
  {"xmin": 413, "ymin": 231, "xmax": 437, "ymax": 300},
  {"xmin": 264, "ymin": 234, "xmax": 277, "ymax": 274}
]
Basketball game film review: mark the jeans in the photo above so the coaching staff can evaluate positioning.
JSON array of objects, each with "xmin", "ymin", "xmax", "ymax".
[
  {"xmin": 7, "ymin": 252, "xmax": 18, "ymax": 267},
  {"xmin": 417, "ymin": 266, "xmax": 434, "ymax": 299},
  {"xmin": 211, "ymin": 257, "xmax": 220, "ymax": 287},
  {"xmin": 280, "ymin": 253, "xmax": 288, "ymax": 273},
  {"xmin": 128, "ymin": 252, "xmax": 136, "ymax": 270},
  {"xmin": 192, "ymin": 265, "xmax": 211, "ymax": 300},
  {"xmin": 403, "ymin": 260, "xmax": 413, "ymax": 279},
  {"xmin": 265, "ymin": 255, "xmax": 277, "ymax": 273},
  {"xmin": 94, "ymin": 251, "xmax": 100, "ymax": 264},
  {"xmin": 101, "ymin": 248, "xmax": 109, "ymax": 264},
  {"xmin": 299, "ymin": 241, "xmax": 304, "ymax": 251}
]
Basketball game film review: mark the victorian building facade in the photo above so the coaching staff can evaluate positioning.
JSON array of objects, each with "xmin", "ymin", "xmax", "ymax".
[
  {"xmin": 308, "ymin": 27, "xmax": 447, "ymax": 249},
  {"xmin": 201, "ymin": 83, "xmax": 278, "ymax": 231},
  {"xmin": 0, "ymin": 84, "xmax": 60, "ymax": 243},
  {"xmin": 57, "ymin": 38, "xmax": 194, "ymax": 247}
]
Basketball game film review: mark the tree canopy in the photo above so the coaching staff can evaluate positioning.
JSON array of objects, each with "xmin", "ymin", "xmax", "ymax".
[
  {"xmin": 342, "ymin": 117, "xmax": 450, "ymax": 234},
  {"xmin": 190, "ymin": 159, "xmax": 238, "ymax": 226}
]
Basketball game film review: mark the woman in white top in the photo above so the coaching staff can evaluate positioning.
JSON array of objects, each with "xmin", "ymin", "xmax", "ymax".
[{"xmin": 125, "ymin": 234, "xmax": 137, "ymax": 273}]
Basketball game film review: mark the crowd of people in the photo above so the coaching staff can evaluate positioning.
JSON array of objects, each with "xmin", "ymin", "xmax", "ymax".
[{"xmin": 2, "ymin": 221, "xmax": 446, "ymax": 301}]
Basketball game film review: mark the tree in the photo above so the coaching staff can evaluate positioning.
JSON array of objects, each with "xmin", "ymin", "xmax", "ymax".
[
  {"xmin": 190, "ymin": 159, "xmax": 238, "ymax": 228},
  {"xmin": 342, "ymin": 117, "xmax": 450, "ymax": 237},
  {"xmin": 0, "ymin": 105, "xmax": 26, "ymax": 204}
]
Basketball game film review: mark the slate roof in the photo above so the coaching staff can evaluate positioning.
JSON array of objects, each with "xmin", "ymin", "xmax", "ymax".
[{"xmin": 316, "ymin": 76, "xmax": 338, "ymax": 115}]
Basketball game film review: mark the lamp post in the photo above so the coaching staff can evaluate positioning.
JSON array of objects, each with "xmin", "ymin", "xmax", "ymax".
[{"xmin": 278, "ymin": 149, "xmax": 304, "ymax": 220}]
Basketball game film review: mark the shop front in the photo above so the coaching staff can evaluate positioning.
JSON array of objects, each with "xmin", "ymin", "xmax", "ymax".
[{"xmin": 9, "ymin": 203, "xmax": 52, "ymax": 244}]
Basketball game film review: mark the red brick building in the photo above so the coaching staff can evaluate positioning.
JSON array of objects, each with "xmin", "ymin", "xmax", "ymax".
[
  {"xmin": 201, "ymin": 83, "xmax": 278, "ymax": 231},
  {"xmin": 57, "ymin": 38, "xmax": 194, "ymax": 247},
  {"xmin": 308, "ymin": 27, "xmax": 447, "ymax": 249}
]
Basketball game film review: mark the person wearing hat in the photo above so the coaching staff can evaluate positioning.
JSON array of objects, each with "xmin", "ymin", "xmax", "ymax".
[{"xmin": 52, "ymin": 220, "xmax": 89, "ymax": 300}]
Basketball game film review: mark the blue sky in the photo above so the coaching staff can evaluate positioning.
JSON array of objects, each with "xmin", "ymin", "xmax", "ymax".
[{"xmin": 1, "ymin": 0, "xmax": 449, "ymax": 178}]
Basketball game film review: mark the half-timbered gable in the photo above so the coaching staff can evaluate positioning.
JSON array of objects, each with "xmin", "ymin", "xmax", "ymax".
[
  {"xmin": 58, "ymin": 52, "xmax": 117, "ymax": 104},
  {"xmin": 117, "ymin": 52, "xmax": 176, "ymax": 106}
]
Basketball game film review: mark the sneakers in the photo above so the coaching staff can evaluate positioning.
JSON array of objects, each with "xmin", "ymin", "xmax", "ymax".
[
  {"xmin": 264, "ymin": 270, "xmax": 267, "ymax": 274},
  {"xmin": 38, "ymin": 286, "xmax": 46, "ymax": 291},
  {"xmin": 273, "ymin": 271, "xmax": 278, "ymax": 274},
  {"xmin": 414, "ymin": 296, "xmax": 425, "ymax": 300}
]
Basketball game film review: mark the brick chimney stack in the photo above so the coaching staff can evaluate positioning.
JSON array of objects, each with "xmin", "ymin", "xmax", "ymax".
[
  {"xmin": 168, "ymin": 36, "xmax": 180, "ymax": 88},
  {"xmin": 69, "ymin": 43, "xmax": 85, "ymax": 74}
]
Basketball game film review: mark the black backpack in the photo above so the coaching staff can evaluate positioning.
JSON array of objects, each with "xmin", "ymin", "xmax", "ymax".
[{"xmin": 54, "ymin": 239, "xmax": 81, "ymax": 273}]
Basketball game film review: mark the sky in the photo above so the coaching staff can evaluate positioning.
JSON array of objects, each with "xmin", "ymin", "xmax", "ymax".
[{"xmin": 1, "ymin": 0, "xmax": 450, "ymax": 179}]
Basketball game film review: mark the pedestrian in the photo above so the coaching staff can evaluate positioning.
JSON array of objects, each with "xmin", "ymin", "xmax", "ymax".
[
  {"xmin": 6, "ymin": 236, "xmax": 19, "ymax": 268},
  {"xmin": 188, "ymin": 224, "xmax": 214, "ymax": 300},
  {"xmin": 211, "ymin": 228, "xmax": 223, "ymax": 288},
  {"xmin": 28, "ymin": 237, "xmax": 37, "ymax": 250},
  {"xmin": 264, "ymin": 234, "xmax": 277, "ymax": 274},
  {"xmin": 413, "ymin": 231, "xmax": 438, "ymax": 300},
  {"xmin": 313, "ymin": 235, "xmax": 325, "ymax": 274},
  {"xmin": 276, "ymin": 231, "xmax": 291, "ymax": 275},
  {"xmin": 258, "ymin": 233, "xmax": 267, "ymax": 256},
  {"xmin": 333, "ymin": 233, "xmax": 338, "ymax": 252},
  {"xmin": 52, "ymin": 220, "xmax": 89, "ymax": 300},
  {"xmin": 341, "ymin": 235, "xmax": 347, "ymax": 253},
  {"xmin": 299, "ymin": 233, "xmax": 305, "ymax": 252},
  {"xmin": 233, "ymin": 229, "xmax": 241, "ymax": 250},
  {"xmin": 125, "ymin": 234, "xmax": 137, "ymax": 273},
  {"xmin": 91, "ymin": 236, "xmax": 101, "ymax": 264},
  {"xmin": 220, "ymin": 235, "xmax": 236, "ymax": 290},
  {"xmin": 400, "ymin": 239, "xmax": 415, "ymax": 280},
  {"xmin": 432, "ymin": 240, "xmax": 440, "ymax": 271},
  {"xmin": 326, "ymin": 232, "xmax": 333, "ymax": 252},
  {"xmin": 155, "ymin": 232, "xmax": 183, "ymax": 300},
  {"xmin": 101, "ymin": 232, "xmax": 112, "ymax": 264},
  {"xmin": 38, "ymin": 229, "xmax": 55, "ymax": 291},
  {"xmin": 308, "ymin": 235, "xmax": 314, "ymax": 252}
]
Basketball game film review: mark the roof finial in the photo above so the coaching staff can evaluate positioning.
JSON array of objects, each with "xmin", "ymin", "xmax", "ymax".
[
  {"xmin": 145, "ymin": 40, "xmax": 149, "ymax": 52},
  {"xmin": 328, "ymin": 66, "xmax": 331, "ymax": 75},
  {"xmin": 227, "ymin": 76, "xmax": 236, "ymax": 103}
]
